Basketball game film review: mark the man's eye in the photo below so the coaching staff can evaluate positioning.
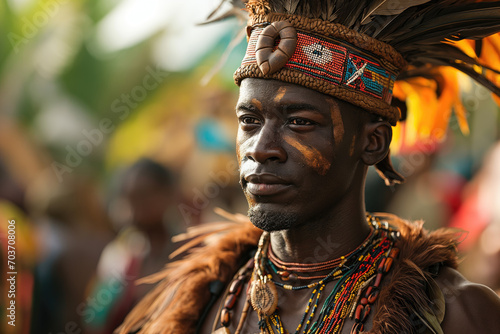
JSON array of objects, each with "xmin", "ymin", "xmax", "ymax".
[
  {"xmin": 289, "ymin": 118, "xmax": 314, "ymax": 126},
  {"xmin": 239, "ymin": 116, "xmax": 261, "ymax": 125}
]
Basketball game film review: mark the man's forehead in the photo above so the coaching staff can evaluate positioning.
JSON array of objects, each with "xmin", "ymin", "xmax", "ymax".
[
  {"xmin": 239, "ymin": 78, "xmax": 321, "ymax": 97},
  {"xmin": 237, "ymin": 78, "xmax": 363, "ymax": 117},
  {"xmin": 238, "ymin": 79, "xmax": 330, "ymax": 108}
]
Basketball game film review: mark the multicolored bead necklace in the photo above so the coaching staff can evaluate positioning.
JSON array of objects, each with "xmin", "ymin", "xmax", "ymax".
[
  {"xmin": 245, "ymin": 214, "xmax": 400, "ymax": 334},
  {"xmin": 267, "ymin": 227, "xmax": 375, "ymax": 283}
]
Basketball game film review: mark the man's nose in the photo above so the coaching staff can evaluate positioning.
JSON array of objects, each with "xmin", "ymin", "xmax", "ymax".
[{"xmin": 245, "ymin": 122, "xmax": 287, "ymax": 163}]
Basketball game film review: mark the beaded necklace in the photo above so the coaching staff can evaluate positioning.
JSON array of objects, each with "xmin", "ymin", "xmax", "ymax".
[
  {"xmin": 267, "ymin": 228, "xmax": 376, "ymax": 282},
  {"xmin": 247, "ymin": 214, "xmax": 400, "ymax": 334}
]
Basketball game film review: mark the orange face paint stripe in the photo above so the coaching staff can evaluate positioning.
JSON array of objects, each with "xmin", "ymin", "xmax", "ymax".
[
  {"xmin": 252, "ymin": 98, "xmax": 263, "ymax": 111},
  {"xmin": 274, "ymin": 87, "xmax": 287, "ymax": 102},
  {"xmin": 328, "ymin": 99, "xmax": 345, "ymax": 145},
  {"xmin": 284, "ymin": 135, "xmax": 331, "ymax": 176}
]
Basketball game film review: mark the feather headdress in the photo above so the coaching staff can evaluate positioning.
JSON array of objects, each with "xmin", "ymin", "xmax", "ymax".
[
  {"xmin": 240, "ymin": 0, "xmax": 500, "ymax": 87},
  {"xmin": 218, "ymin": 0, "xmax": 500, "ymax": 183}
]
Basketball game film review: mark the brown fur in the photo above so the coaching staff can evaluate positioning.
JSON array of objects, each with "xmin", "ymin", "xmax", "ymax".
[
  {"xmin": 371, "ymin": 214, "xmax": 460, "ymax": 334},
  {"xmin": 116, "ymin": 221, "xmax": 262, "ymax": 334},
  {"xmin": 117, "ymin": 214, "xmax": 459, "ymax": 334}
]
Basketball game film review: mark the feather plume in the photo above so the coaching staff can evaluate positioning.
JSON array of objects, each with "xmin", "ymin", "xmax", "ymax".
[
  {"xmin": 198, "ymin": 0, "xmax": 247, "ymax": 85},
  {"xmin": 283, "ymin": 0, "xmax": 300, "ymax": 14},
  {"xmin": 369, "ymin": 0, "xmax": 433, "ymax": 16},
  {"xmin": 205, "ymin": 0, "xmax": 228, "ymax": 21},
  {"xmin": 361, "ymin": 0, "xmax": 391, "ymax": 24},
  {"xmin": 198, "ymin": 8, "xmax": 246, "ymax": 25},
  {"xmin": 116, "ymin": 220, "xmax": 262, "ymax": 334},
  {"xmin": 203, "ymin": 0, "xmax": 246, "ymax": 24},
  {"xmin": 321, "ymin": 0, "xmax": 337, "ymax": 21}
]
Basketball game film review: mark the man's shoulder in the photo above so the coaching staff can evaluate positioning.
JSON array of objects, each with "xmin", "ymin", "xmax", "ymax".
[{"xmin": 435, "ymin": 266, "xmax": 500, "ymax": 333}]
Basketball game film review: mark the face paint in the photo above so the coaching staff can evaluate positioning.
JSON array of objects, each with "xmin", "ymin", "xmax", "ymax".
[
  {"xmin": 350, "ymin": 135, "xmax": 357, "ymax": 157},
  {"xmin": 274, "ymin": 87, "xmax": 287, "ymax": 103},
  {"xmin": 238, "ymin": 79, "xmax": 365, "ymax": 230},
  {"xmin": 284, "ymin": 135, "xmax": 331, "ymax": 176},
  {"xmin": 236, "ymin": 144, "xmax": 242, "ymax": 164},
  {"xmin": 328, "ymin": 99, "xmax": 345, "ymax": 146},
  {"xmin": 251, "ymin": 98, "xmax": 263, "ymax": 111}
]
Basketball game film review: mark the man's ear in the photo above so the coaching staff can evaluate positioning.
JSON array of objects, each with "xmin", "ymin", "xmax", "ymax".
[{"xmin": 360, "ymin": 120, "xmax": 392, "ymax": 166}]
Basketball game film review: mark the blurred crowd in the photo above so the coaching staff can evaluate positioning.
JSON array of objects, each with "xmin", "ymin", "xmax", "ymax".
[
  {"xmin": 1, "ymin": 1, "xmax": 500, "ymax": 334},
  {"xmin": 0, "ymin": 82, "xmax": 250, "ymax": 334}
]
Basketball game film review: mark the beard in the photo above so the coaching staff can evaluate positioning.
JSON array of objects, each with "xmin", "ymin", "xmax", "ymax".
[{"xmin": 248, "ymin": 207, "xmax": 299, "ymax": 232}]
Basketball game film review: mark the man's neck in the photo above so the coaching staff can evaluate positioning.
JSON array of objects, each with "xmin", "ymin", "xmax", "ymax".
[{"xmin": 268, "ymin": 196, "xmax": 371, "ymax": 264}]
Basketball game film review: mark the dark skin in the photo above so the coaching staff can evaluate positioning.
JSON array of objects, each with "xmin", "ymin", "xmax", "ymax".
[{"xmin": 202, "ymin": 78, "xmax": 500, "ymax": 333}]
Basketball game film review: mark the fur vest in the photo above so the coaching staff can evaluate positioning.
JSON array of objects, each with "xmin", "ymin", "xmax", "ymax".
[{"xmin": 117, "ymin": 212, "xmax": 459, "ymax": 334}]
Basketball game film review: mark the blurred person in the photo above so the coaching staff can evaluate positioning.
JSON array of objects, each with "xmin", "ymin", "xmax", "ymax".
[
  {"xmin": 450, "ymin": 142, "xmax": 500, "ymax": 294},
  {"xmin": 118, "ymin": 1, "xmax": 500, "ymax": 334},
  {"xmin": 84, "ymin": 159, "xmax": 181, "ymax": 334},
  {"xmin": 28, "ymin": 172, "xmax": 113, "ymax": 334}
]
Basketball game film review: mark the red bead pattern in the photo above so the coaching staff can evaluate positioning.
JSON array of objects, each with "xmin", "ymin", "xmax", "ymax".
[
  {"xmin": 241, "ymin": 25, "xmax": 397, "ymax": 104},
  {"xmin": 351, "ymin": 244, "xmax": 401, "ymax": 334}
]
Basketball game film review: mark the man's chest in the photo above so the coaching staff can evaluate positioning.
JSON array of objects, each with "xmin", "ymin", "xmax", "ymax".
[{"xmin": 202, "ymin": 279, "xmax": 378, "ymax": 334}]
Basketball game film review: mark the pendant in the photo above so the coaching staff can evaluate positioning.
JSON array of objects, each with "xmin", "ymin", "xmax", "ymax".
[{"xmin": 250, "ymin": 279, "xmax": 279, "ymax": 316}]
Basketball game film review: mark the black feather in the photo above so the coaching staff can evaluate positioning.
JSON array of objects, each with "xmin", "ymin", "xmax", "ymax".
[
  {"xmin": 412, "ymin": 57, "xmax": 500, "ymax": 97},
  {"xmin": 391, "ymin": 8, "xmax": 500, "ymax": 46}
]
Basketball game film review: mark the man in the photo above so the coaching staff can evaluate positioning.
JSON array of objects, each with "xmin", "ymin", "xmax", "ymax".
[
  {"xmin": 118, "ymin": 1, "xmax": 500, "ymax": 333},
  {"xmin": 86, "ymin": 159, "xmax": 181, "ymax": 334}
]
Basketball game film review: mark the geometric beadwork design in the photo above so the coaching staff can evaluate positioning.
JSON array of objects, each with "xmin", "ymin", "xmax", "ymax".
[
  {"xmin": 344, "ymin": 53, "xmax": 397, "ymax": 103},
  {"xmin": 242, "ymin": 26, "xmax": 265, "ymax": 66},
  {"xmin": 288, "ymin": 32, "xmax": 347, "ymax": 85},
  {"xmin": 241, "ymin": 25, "xmax": 397, "ymax": 104}
]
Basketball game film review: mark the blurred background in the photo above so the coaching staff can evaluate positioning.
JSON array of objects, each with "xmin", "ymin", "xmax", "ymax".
[{"xmin": 0, "ymin": 0, "xmax": 499, "ymax": 333}]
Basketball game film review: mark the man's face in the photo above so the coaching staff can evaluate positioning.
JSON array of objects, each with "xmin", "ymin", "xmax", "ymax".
[{"xmin": 237, "ymin": 78, "xmax": 364, "ymax": 231}]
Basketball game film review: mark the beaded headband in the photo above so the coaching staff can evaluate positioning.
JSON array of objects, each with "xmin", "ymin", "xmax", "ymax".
[{"xmin": 234, "ymin": 13, "xmax": 407, "ymax": 125}]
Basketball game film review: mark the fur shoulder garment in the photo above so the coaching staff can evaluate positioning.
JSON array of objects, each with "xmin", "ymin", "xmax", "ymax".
[{"xmin": 117, "ymin": 213, "xmax": 460, "ymax": 334}]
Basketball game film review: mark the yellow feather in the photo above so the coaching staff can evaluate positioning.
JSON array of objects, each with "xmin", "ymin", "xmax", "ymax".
[
  {"xmin": 390, "ymin": 67, "xmax": 472, "ymax": 153},
  {"xmin": 451, "ymin": 39, "xmax": 477, "ymax": 59},
  {"xmin": 481, "ymin": 34, "xmax": 500, "ymax": 106},
  {"xmin": 454, "ymin": 101, "xmax": 470, "ymax": 135}
]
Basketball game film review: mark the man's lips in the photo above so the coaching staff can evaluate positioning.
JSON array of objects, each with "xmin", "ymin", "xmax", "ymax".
[{"xmin": 243, "ymin": 174, "xmax": 291, "ymax": 196}]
